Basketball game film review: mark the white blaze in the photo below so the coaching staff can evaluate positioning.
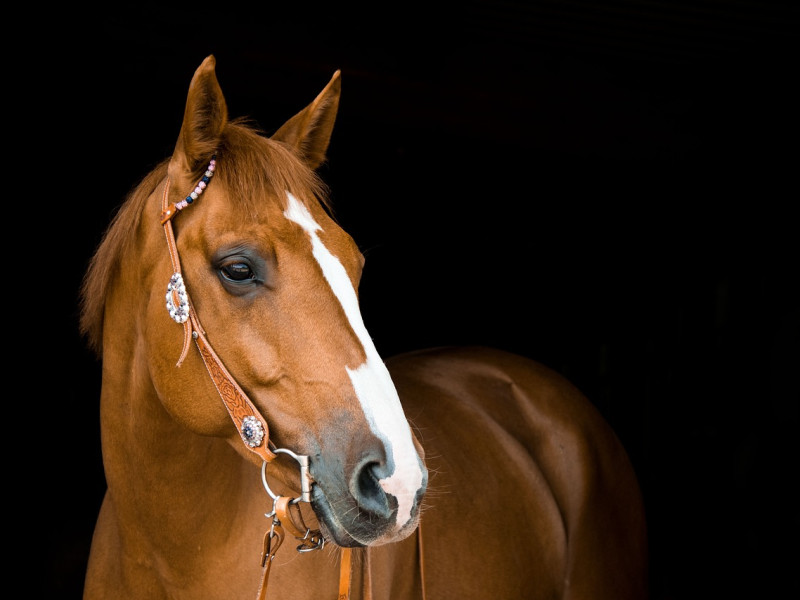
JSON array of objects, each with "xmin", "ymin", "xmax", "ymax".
[{"xmin": 284, "ymin": 193, "xmax": 424, "ymax": 532}]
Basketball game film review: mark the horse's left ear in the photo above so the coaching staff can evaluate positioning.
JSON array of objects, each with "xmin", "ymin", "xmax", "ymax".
[
  {"xmin": 171, "ymin": 55, "xmax": 228, "ymax": 176},
  {"xmin": 272, "ymin": 70, "xmax": 341, "ymax": 170}
]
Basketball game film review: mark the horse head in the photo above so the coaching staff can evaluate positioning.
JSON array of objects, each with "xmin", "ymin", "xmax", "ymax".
[{"xmin": 88, "ymin": 55, "xmax": 427, "ymax": 549}]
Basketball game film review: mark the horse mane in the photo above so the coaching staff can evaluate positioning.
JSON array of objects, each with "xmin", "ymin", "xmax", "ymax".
[{"xmin": 80, "ymin": 118, "xmax": 331, "ymax": 356}]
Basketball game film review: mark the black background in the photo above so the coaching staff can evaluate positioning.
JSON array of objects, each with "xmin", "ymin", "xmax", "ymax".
[{"xmin": 29, "ymin": 2, "xmax": 797, "ymax": 598}]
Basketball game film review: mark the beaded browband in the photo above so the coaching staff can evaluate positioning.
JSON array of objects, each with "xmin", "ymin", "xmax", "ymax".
[{"xmin": 160, "ymin": 155, "xmax": 217, "ymax": 225}]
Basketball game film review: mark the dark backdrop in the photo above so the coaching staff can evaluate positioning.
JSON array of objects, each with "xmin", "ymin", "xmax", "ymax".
[{"xmin": 30, "ymin": 2, "xmax": 797, "ymax": 598}]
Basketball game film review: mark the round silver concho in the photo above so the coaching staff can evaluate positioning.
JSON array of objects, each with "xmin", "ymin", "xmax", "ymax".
[
  {"xmin": 241, "ymin": 416, "xmax": 265, "ymax": 447},
  {"xmin": 166, "ymin": 273, "xmax": 190, "ymax": 323}
]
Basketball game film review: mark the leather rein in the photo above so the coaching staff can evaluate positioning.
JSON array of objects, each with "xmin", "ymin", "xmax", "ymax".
[{"xmin": 158, "ymin": 158, "xmax": 354, "ymax": 600}]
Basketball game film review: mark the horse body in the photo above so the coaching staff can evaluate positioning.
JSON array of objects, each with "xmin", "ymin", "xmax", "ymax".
[
  {"xmin": 385, "ymin": 347, "xmax": 647, "ymax": 599},
  {"xmin": 81, "ymin": 56, "xmax": 647, "ymax": 599}
]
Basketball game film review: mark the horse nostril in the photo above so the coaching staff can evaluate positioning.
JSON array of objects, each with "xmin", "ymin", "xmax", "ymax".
[
  {"xmin": 357, "ymin": 462, "xmax": 381, "ymax": 497},
  {"xmin": 352, "ymin": 460, "xmax": 393, "ymax": 518}
]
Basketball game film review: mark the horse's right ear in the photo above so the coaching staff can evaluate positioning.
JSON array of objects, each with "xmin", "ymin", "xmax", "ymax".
[
  {"xmin": 272, "ymin": 70, "xmax": 341, "ymax": 170},
  {"xmin": 170, "ymin": 55, "xmax": 228, "ymax": 177}
]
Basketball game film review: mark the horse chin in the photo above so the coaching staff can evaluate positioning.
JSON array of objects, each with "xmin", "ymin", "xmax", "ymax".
[
  {"xmin": 316, "ymin": 515, "xmax": 366, "ymax": 548},
  {"xmin": 371, "ymin": 515, "xmax": 420, "ymax": 547}
]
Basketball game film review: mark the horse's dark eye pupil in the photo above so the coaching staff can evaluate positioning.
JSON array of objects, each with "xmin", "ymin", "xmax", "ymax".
[{"xmin": 223, "ymin": 263, "xmax": 253, "ymax": 281}]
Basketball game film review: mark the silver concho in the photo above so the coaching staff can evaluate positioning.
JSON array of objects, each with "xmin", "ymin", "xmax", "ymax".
[
  {"xmin": 166, "ymin": 273, "xmax": 190, "ymax": 323},
  {"xmin": 241, "ymin": 416, "xmax": 265, "ymax": 447}
]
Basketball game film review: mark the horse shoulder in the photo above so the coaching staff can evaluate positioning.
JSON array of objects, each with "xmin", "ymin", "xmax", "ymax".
[{"xmin": 387, "ymin": 346, "xmax": 648, "ymax": 600}]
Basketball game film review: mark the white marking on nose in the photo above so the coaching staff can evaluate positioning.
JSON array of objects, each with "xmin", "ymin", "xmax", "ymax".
[{"xmin": 284, "ymin": 193, "xmax": 424, "ymax": 532}]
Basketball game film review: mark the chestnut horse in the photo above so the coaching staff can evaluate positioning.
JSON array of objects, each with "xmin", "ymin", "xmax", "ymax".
[{"xmin": 80, "ymin": 55, "xmax": 647, "ymax": 599}]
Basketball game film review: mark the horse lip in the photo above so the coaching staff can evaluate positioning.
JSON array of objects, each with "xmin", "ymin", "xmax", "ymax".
[{"xmin": 310, "ymin": 488, "xmax": 366, "ymax": 548}]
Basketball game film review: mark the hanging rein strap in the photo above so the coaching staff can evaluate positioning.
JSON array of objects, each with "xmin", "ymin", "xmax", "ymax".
[{"xmin": 159, "ymin": 161, "xmax": 354, "ymax": 599}]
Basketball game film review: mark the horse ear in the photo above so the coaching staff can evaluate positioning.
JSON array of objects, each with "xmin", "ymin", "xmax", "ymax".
[
  {"xmin": 171, "ymin": 55, "xmax": 228, "ymax": 175},
  {"xmin": 272, "ymin": 70, "xmax": 341, "ymax": 170}
]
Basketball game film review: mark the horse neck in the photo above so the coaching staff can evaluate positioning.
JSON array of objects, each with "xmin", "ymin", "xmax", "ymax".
[{"xmin": 100, "ymin": 340, "xmax": 262, "ymax": 538}]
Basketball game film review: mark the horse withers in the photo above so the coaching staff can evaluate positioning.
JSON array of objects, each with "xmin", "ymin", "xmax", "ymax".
[{"xmin": 80, "ymin": 55, "xmax": 647, "ymax": 599}]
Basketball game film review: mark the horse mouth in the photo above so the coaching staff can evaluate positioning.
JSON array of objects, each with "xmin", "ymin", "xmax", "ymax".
[
  {"xmin": 312, "ymin": 504, "xmax": 364, "ymax": 548},
  {"xmin": 310, "ymin": 486, "xmax": 386, "ymax": 547},
  {"xmin": 309, "ymin": 483, "xmax": 422, "ymax": 548}
]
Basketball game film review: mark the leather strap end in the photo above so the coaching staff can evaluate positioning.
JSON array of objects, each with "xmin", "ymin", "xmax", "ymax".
[
  {"xmin": 161, "ymin": 203, "xmax": 179, "ymax": 224},
  {"xmin": 257, "ymin": 524, "xmax": 284, "ymax": 600}
]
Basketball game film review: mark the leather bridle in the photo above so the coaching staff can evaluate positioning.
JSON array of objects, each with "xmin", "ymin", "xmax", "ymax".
[{"xmin": 158, "ymin": 159, "xmax": 354, "ymax": 599}]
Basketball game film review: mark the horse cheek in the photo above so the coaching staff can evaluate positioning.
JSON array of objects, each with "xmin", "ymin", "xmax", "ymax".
[{"xmin": 144, "ymin": 290, "xmax": 232, "ymax": 438}]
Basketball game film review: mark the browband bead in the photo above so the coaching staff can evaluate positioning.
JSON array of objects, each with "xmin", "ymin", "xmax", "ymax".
[{"xmin": 160, "ymin": 155, "xmax": 217, "ymax": 225}]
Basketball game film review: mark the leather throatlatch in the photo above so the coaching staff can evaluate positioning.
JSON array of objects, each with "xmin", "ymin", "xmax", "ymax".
[{"xmin": 159, "ymin": 174, "xmax": 356, "ymax": 599}]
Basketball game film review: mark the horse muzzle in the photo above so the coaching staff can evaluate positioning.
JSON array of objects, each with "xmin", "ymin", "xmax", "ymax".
[{"xmin": 308, "ymin": 443, "xmax": 428, "ymax": 547}]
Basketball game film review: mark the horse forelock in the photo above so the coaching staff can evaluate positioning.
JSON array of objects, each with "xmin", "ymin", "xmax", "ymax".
[
  {"xmin": 79, "ymin": 119, "xmax": 331, "ymax": 357},
  {"xmin": 217, "ymin": 119, "xmax": 331, "ymax": 217}
]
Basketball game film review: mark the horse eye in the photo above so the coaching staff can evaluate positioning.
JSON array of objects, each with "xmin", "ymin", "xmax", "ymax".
[{"xmin": 220, "ymin": 262, "xmax": 255, "ymax": 282}]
